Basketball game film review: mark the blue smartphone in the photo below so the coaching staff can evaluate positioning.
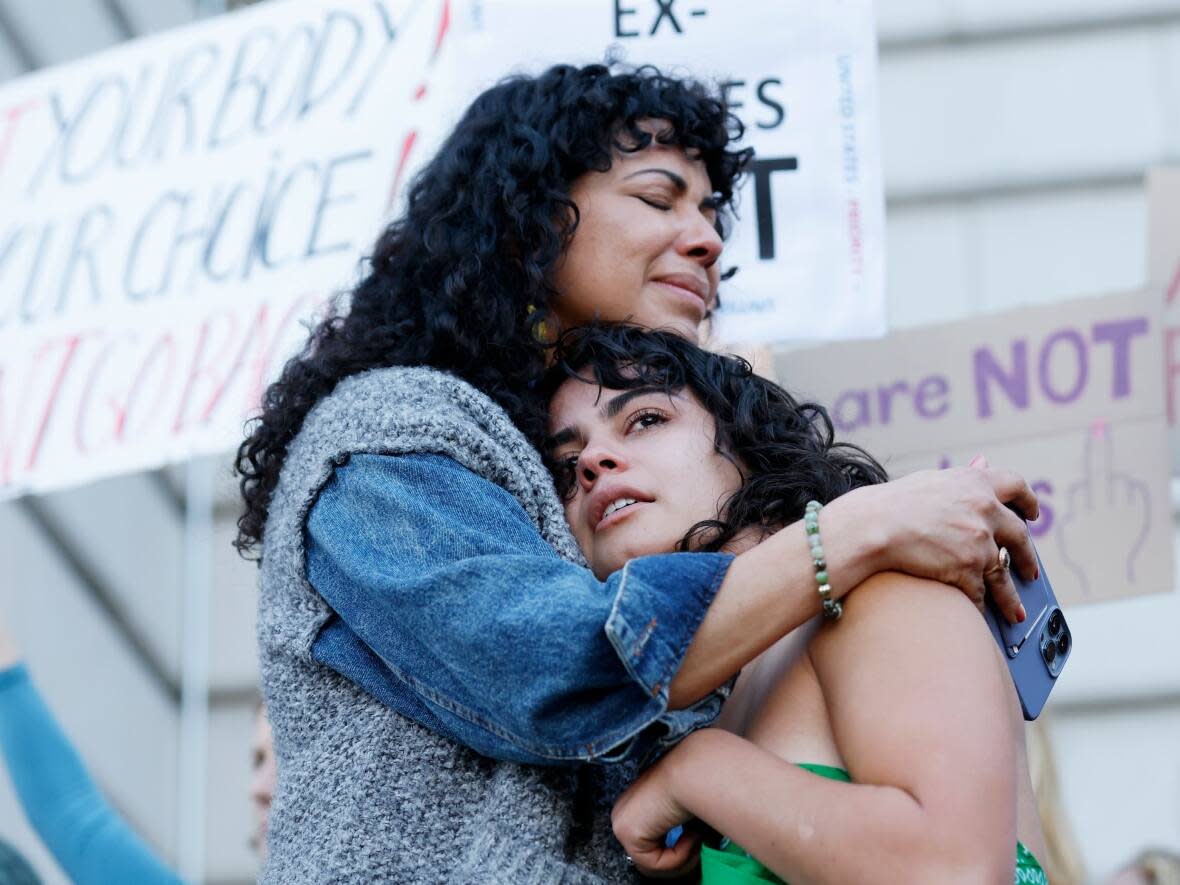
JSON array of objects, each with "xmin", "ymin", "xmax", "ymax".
[{"xmin": 981, "ymin": 527, "xmax": 1072, "ymax": 720}]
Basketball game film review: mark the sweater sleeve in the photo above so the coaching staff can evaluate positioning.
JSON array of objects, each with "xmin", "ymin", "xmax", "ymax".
[
  {"xmin": 307, "ymin": 452, "xmax": 735, "ymax": 766},
  {"xmin": 0, "ymin": 664, "xmax": 184, "ymax": 885}
]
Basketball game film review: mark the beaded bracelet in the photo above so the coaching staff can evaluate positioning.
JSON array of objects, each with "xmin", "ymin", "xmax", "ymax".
[{"xmin": 805, "ymin": 500, "xmax": 843, "ymax": 621}]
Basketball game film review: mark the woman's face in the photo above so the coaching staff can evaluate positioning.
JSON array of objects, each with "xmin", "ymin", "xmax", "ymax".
[
  {"xmin": 547, "ymin": 375, "xmax": 743, "ymax": 579},
  {"xmin": 549, "ymin": 123, "xmax": 724, "ymax": 340}
]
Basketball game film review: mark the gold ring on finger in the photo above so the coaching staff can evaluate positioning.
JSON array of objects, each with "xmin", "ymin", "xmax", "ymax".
[{"xmin": 985, "ymin": 546, "xmax": 1011, "ymax": 577}]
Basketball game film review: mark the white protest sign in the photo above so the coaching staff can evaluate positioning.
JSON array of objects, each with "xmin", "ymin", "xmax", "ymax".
[
  {"xmin": 443, "ymin": 0, "xmax": 885, "ymax": 344},
  {"xmin": 776, "ymin": 289, "xmax": 1171, "ymax": 606},
  {"xmin": 0, "ymin": 0, "xmax": 455, "ymax": 497},
  {"xmin": 0, "ymin": 0, "xmax": 883, "ymax": 497}
]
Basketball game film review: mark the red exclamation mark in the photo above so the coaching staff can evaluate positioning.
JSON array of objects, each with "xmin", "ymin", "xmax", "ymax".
[{"xmin": 386, "ymin": 0, "xmax": 453, "ymax": 209}]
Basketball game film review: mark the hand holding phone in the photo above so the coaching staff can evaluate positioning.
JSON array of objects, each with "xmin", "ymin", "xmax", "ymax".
[{"xmin": 981, "ymin": 524, "xmax": 1072, "ymax": 720}]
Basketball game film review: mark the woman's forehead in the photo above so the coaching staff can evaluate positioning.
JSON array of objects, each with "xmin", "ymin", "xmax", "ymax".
[
  {"xmin": 548, "ymin": 373, "xmax": 610, "ymax": 424},
  {"xmin": 616, "ymin": 118, "xmax": 698, "ymax": 152},
  {"xmin": 610, "ymin": 138, "xmax": 708, "ymax": 179},
  {"xmin": 606, "ymin": 120, "xmax": 708, "ymax": 172}
]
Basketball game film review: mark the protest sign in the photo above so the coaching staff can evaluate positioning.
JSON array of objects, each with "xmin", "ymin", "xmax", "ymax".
[
  {"xmin": 1150, "ymin": 167, "xmax": 1180, "ymax": 289},
  {"xmin": 1148, "ymin": 167, "xmax": 1180, "ymax": 473},
  {"xmin": 442, "ymin": 0, "xmax": 885, "ymax": 344},
  {"xmin": 0, "ymin": 0, "xmax": 455, "ymax": 497},
  {"xmin": 0, "ymin": 0, "xmax": 883, "ymax": 496},
  {"xmin": 776, "ymin": 289, "xmax": 1171, "ymax": 606}
]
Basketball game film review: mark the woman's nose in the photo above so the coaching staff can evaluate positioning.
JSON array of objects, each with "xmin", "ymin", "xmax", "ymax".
[
  {"xmin": 577, "ymin": 446, "xmax": 625, "ymax": 491},
  {"xmin": 679, "ymin": 213, "xmax": 723, "ymax": 269}
]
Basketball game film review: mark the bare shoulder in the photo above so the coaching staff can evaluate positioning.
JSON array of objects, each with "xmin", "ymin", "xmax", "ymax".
[
  {"xmin": 807, "ymin": 571, "xmax": 1018, "ymax": 833},
  {"xmin": 848, "ymin": 570, "xmax": 975, "ymax": 607},
  {"xmin": 808, "ymin": 570, "xmax": 1014, "ymax": 753},
  {"xmin": 816, "ymin": 571, "xmax": 987, "ymax": 649}
]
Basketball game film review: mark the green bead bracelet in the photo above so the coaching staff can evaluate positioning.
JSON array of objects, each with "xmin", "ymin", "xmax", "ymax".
[{"xmin": 805, "ymin": 500, "xmax": 843, "ymax": 621}]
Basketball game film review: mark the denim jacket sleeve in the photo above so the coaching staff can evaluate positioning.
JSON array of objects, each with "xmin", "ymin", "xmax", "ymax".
[{"xmin": 305, "ymin": 452, "xmax": 734, "ymax": 767}]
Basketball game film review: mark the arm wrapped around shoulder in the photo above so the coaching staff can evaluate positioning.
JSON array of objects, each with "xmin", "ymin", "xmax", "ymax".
[{"xmin": 306, "ymin": 451, "xmax": 735, "ymax": 766}]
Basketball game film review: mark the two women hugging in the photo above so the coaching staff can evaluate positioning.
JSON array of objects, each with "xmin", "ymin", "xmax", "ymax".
[{"xmin": 237, "ymin": 62, "xmax": 1048, "ymax": 883}]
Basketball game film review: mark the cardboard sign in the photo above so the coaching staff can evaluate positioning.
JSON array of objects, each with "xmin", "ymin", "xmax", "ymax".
[
  {"xmin": 775, "ymin": 289, "xmax": 1171, "ymax": 606},
  {"xmin": 1149, "ymin": 167, "xmax": 1180, "ymax": 288},
  {"xmin": 1148, "ymin": 167, "xmax": 1180, "ymax": 473}
]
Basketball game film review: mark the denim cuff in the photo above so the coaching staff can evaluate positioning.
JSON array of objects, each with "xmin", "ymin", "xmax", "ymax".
[
  {"xmin": 608, "ymin": 674, "xmax": 736, "ymax": 774},
  {"xmin": 604, "ymin": 552, "xmax": 734, "ymax": 702}
]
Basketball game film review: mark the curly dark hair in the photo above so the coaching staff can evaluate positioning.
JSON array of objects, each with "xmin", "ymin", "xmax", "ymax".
[
  {"xmin": 540, "ymin": 325, "xmax": 889, "ymax": 552},
  {"xmin": 234, "ymin": 62, "xmax": 752, "ymax": 556}
]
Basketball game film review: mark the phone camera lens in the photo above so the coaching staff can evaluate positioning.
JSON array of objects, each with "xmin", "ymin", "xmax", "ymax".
[
  {"xmin": 1042, "ymin": 641, "xmax": 1057, "ymax": 664},
  {"xmin": 1057, "ymin": 633, "xmax": 1070, "ymax": 657},
  {"xmin": 1048, "ymin": 611, "xmax": 1064, "ymax": 635}
]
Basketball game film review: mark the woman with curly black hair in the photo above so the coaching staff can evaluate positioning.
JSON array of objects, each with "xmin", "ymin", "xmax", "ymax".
[
  {"xmin": 544, "ymin": 326, "xmax": 1050, "ymax": 884},
  {"xmin": 236, "ymin": 62, "xmax": 1041, "ymax": 881}
]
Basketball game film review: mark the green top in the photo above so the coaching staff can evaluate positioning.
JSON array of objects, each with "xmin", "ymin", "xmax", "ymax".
[{"xmin": 699, "ymin": 763, "xmax": 1048, "ymax": 885}]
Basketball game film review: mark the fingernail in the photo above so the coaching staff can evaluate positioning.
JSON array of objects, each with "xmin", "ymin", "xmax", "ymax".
[{"xmin": 1017, "ymin": 604, "xmax": 1027, "ymax": 623}]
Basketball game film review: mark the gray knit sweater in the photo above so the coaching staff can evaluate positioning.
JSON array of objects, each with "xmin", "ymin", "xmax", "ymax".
[{"xmin": 258, "ymin": 366, "xmax": 639, "ymax": 883}]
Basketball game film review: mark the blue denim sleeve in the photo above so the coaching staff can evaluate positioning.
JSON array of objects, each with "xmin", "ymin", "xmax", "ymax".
[
  {"xmin": 306, "ymin": 452, "xmax": 734, "ymax": 766},
  {"xmin": 0, "ymin": 665, "xmax": 183, "ymax": 885}
]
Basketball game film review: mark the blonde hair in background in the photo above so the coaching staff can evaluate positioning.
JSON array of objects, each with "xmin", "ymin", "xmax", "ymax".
[
  {"xmin": 1120, "ymin": 849, "xmax": 1180, "ymax": 885},
  {"xmin": 1027, "ymin": 717, "xmax": 1087, "ymax": 885}
]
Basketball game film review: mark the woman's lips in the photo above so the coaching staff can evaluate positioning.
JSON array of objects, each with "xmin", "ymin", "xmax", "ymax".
[
  {"xmin": 652, "ymin": 280, "xmax": 709, "ymax": 319},
  {"xmin": 595, "ymin": 500, "xmax": 649, "ymax": 533}
]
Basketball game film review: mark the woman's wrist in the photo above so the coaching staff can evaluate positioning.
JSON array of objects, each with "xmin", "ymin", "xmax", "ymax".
[
  {"xmin": 665, "ymin": 729, "xmax": 732, "ymax": 807},
  {"xmin": 665, "ymin": 729, "xmax": 789, "ymax": 831},
  {"xmin": 816, "ymin": 488, "xmax": 889, "ymax": 601}
]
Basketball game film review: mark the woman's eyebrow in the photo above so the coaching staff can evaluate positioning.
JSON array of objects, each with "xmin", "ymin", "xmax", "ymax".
[
  {"xmin": 623, "ymin": 168, "xmax": 718, "ymax": 211},
  {"xmin": 624, "ymin": 167, "xmax": 687, "ymax": 190},
  {"xmin": 600, "ymin": 386, "xmax": 667, "ymax": 420},
  {"xmin": 545, "ymin": 387, "xmax": 673, "ymax": 450}
]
